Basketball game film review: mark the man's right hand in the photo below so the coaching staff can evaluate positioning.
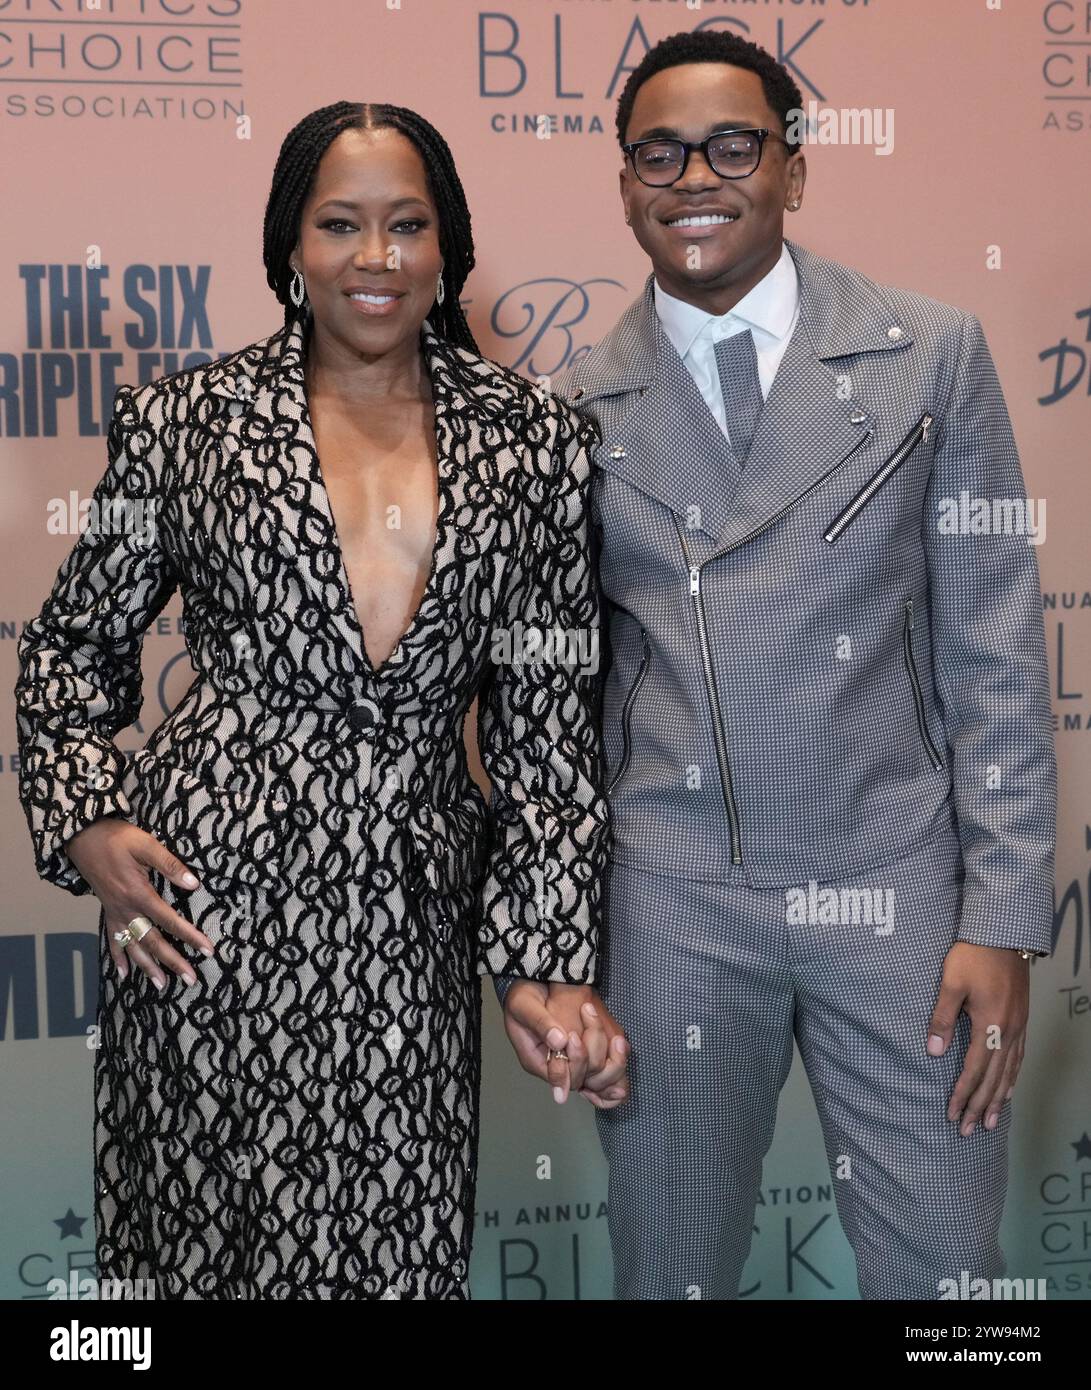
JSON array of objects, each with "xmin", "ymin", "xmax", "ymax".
[{"xmin": 64, "ymin": 817, "xmax": 216, "ymax": 988}]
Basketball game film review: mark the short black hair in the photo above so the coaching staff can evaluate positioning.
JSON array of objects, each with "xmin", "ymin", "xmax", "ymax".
[
  {"xmin": 615, "ymin": 30, "xmax": 804, "ymax": 150},
  {"xmin": 263, "ymin": 101, "xmax": 478, "ymax": 350}
]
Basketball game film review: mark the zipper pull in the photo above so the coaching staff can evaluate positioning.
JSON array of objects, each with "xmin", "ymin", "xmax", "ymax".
[
  {"xmin": 921, "ymin": 413, "xmax": 933, "ymax": 443},
  {"xmin": 689, "ymin": 565, "xmax": 700, "ymax": 596},
  {"xmin": 906, "ymin": 598, "xmax": 915, "ymax": 630}
]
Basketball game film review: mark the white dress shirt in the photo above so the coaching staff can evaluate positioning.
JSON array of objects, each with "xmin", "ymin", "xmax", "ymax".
[{"xmin": 653, "ymin": 241, "xmax": 801, "ymax": 439}]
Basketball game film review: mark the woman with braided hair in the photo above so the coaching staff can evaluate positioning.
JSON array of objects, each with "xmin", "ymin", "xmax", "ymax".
[{"xmin": 14, "ymin": 101, "xmax": 629, "ymax": 1299}]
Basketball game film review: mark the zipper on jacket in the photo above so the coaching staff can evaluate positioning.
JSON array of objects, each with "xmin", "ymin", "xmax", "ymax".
[
  {"xmin": 903, "ymin": 598, "xmax": 942, "ymax": 769},
  {"xmin": 658, "ymin": 430, "xmax": 875, "ymax": 862},
  {"xmin": 823, "ymin": 413, "xmax": 933, "ymax": 544},
  {"xmin": 607, "ymin": 626, "xmax": 650, "ymax": 796},
  {"xmin": 674, "ymin": 518, "xmax": 743, "ymax": 863},
  {"xmin": 711, "ymin": 427, "xmax": 874, "ymax": 563}
]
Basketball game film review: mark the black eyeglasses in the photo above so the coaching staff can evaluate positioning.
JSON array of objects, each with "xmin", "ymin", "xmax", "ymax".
[{"xmin": 622, "ymin": 128, "xmax": 792, "ymax": 186}]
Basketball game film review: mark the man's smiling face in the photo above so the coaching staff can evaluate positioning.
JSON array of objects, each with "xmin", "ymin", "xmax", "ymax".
[{"xmin": 620, "ymin": 62, "xmax": 806, "ymax": 312}]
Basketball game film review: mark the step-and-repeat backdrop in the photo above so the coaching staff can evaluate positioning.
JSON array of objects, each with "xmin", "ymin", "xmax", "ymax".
[{"xmin": 2, "ymin": 0, "xmax": 1087, "ymax": 1301}]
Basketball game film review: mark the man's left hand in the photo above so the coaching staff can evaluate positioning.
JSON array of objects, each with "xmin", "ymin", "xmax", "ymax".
[{"xmin": 927, "ymin": 942, "xmax": 1030, "ymax": 1137}]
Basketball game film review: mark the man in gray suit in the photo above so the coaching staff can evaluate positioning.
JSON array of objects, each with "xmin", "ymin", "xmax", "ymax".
[{"xmin": 504, "ymin": 29, "xmax": 1056, "ymax": 1299}]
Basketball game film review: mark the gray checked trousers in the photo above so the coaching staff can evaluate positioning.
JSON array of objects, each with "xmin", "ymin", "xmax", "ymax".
[{"xmin": 595, "ymin": 822, "xmax": 1010, "ymax": 1300}]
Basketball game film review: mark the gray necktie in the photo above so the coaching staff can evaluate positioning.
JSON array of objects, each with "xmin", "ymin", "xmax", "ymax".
[{"xmin": 713, "ymin": 328, "xmax": 763, "ymax": 469}]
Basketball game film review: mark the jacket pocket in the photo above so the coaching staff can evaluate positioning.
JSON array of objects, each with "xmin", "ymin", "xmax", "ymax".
[
  {"xmin": 824, "ymin": 413, "xmax": 933, "ymax": 543},
  {"xmin": 607, "ymin": 625, "xmax": 650, "ymax": 796},
  {"xmin": 902, "ymin": 599, "xmax": 943, "ymax": 769},
  {"xmin": 404, "ymin": 795, "xmax": 489, "ymax": 925},
  {"xmin": 120, "ymin": 746, "xmax": 290, "ymax": 891}
]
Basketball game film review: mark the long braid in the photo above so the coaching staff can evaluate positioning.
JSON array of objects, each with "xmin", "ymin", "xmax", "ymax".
[{"xmin": 262, "ymin": 101, "xmax": 479, "ymax": 352}]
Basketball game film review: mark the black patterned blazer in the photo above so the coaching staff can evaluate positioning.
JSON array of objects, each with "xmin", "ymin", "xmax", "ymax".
[{"xmin": 14, "ymin": 312, "xmax": 609, "ymax": 984}]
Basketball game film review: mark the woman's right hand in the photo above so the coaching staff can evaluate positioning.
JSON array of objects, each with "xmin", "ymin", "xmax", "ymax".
[{"xmin": 64, "ymin": 816, "xmax": 216, "ymax": 988}]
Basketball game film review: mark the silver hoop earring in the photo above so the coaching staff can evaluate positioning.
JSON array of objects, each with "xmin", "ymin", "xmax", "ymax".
[
  {"xmin": 435, "ymin": 269, "xmax": 445, "ymax": 306},
  {"xmin": 289, "ymin": 268, "xmax": 306, "ymax": 307}
]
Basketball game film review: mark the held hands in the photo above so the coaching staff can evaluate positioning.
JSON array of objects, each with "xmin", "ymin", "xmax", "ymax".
[
  {"xmin": 64, "ymin": 816, "xmax": 216, "ymax": 989},
  {"xmin": 928, "ymin": 941, "xmax": 1030, "ymax": 1137},
  {"xmin": 502, "ymin": 980, "xmax": 630, "ymax": 1109}
]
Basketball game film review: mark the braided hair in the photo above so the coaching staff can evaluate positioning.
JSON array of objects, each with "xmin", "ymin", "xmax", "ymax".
[{"xmin": 263, "ymin": 101, "xmax": 478, "ymax": 351}]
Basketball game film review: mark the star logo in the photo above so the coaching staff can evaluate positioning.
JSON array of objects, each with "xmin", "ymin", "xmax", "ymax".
[
  {"xmin": 53, "ymin": 1208, "xmax": 87, "ymax": 1239},
  {"xmin": 1072, "ymin": 1133, "xmax": 1091, "ymax": 1162}
]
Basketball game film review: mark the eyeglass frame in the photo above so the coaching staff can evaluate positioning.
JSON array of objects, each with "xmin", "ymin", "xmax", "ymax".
[{"xmin": 621, "ymin": 127, "xmax": 795, "ymax": 186}]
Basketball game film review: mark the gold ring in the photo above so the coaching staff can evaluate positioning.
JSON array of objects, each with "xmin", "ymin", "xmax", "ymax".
[
  {"xmin": 114, "ymin": 915, "xmax": 154, "ymax": 949},
  {"xmin": 546, "ymin": 1048, "xmax": 570, "ymax": 1063}
]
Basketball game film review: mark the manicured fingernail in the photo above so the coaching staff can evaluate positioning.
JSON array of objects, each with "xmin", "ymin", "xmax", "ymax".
[
  {"xmin": 985, "ymin": 1112, "xmax": 998, "ymax": 1130},
  {"xmin": 182, "ymin": 972, "xmax": 196, "ymax": 987},
  {"xmin": 927, "ymin": 1034, "xmax": 945, "ymax": 1056},
  {"xmin": 117, "ymin": 965, "xmax": 127, "ymax": 981},
  {"xmin": 199, "ymin": 946, "xmax": 214, "ymax": 957},
  {"xmin": 553, "ymin": 1086, "xmax": 565, "ymax": 1104},
  {"xmin": 153, "ymin": 976, "xmax": 165, "ymax": 991},
  {"xmin": 1005, "ymin": 1087, "xmax": 1014, "ymax": 1100},
  {"xmin": 568, "ymin": 1031, "xmax": 581, "ymax": 1049},
  {"xmin": 961, "ymin": 1120, "xmax": 975, "ymax": 1137},
  {"xmin": 182, "ymin": 872, "xmax": 199, "ymax": 888},
  {"xmin": 585, "ymin": 1004, "xmax": 598, "ymax": 1019},
  {"xmin": 546, "ymin": 1028, "xmax": 566, "ymax": 1049}
]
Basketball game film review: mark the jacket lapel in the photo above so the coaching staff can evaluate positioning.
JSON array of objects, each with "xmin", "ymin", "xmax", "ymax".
[
  {"xmin": 203, "ymin": 312, "xmax": 521, "ymax": 680},
  {"xmin": 705, "ymin": 308, "xmax": 873, "ymax": 559},
  {"xmin": 205, "ymin": 313, "xmax": 369, "ymax": 675},
  {"xmin": 574, "ymin": 278, "xmax": 731, "ymax": 541},
  {"xmin": 572, "ymin": 238, "xmax": 914, "ymax": 556},
  {"xmin": 705, "ymin": 239, "xmax": 908, "ymax": 558}
]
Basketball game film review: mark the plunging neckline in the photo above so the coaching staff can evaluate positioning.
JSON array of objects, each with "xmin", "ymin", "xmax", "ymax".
[{"xmin": 297, "ymin": 339, "xmax": 447, "ymax": 679}]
